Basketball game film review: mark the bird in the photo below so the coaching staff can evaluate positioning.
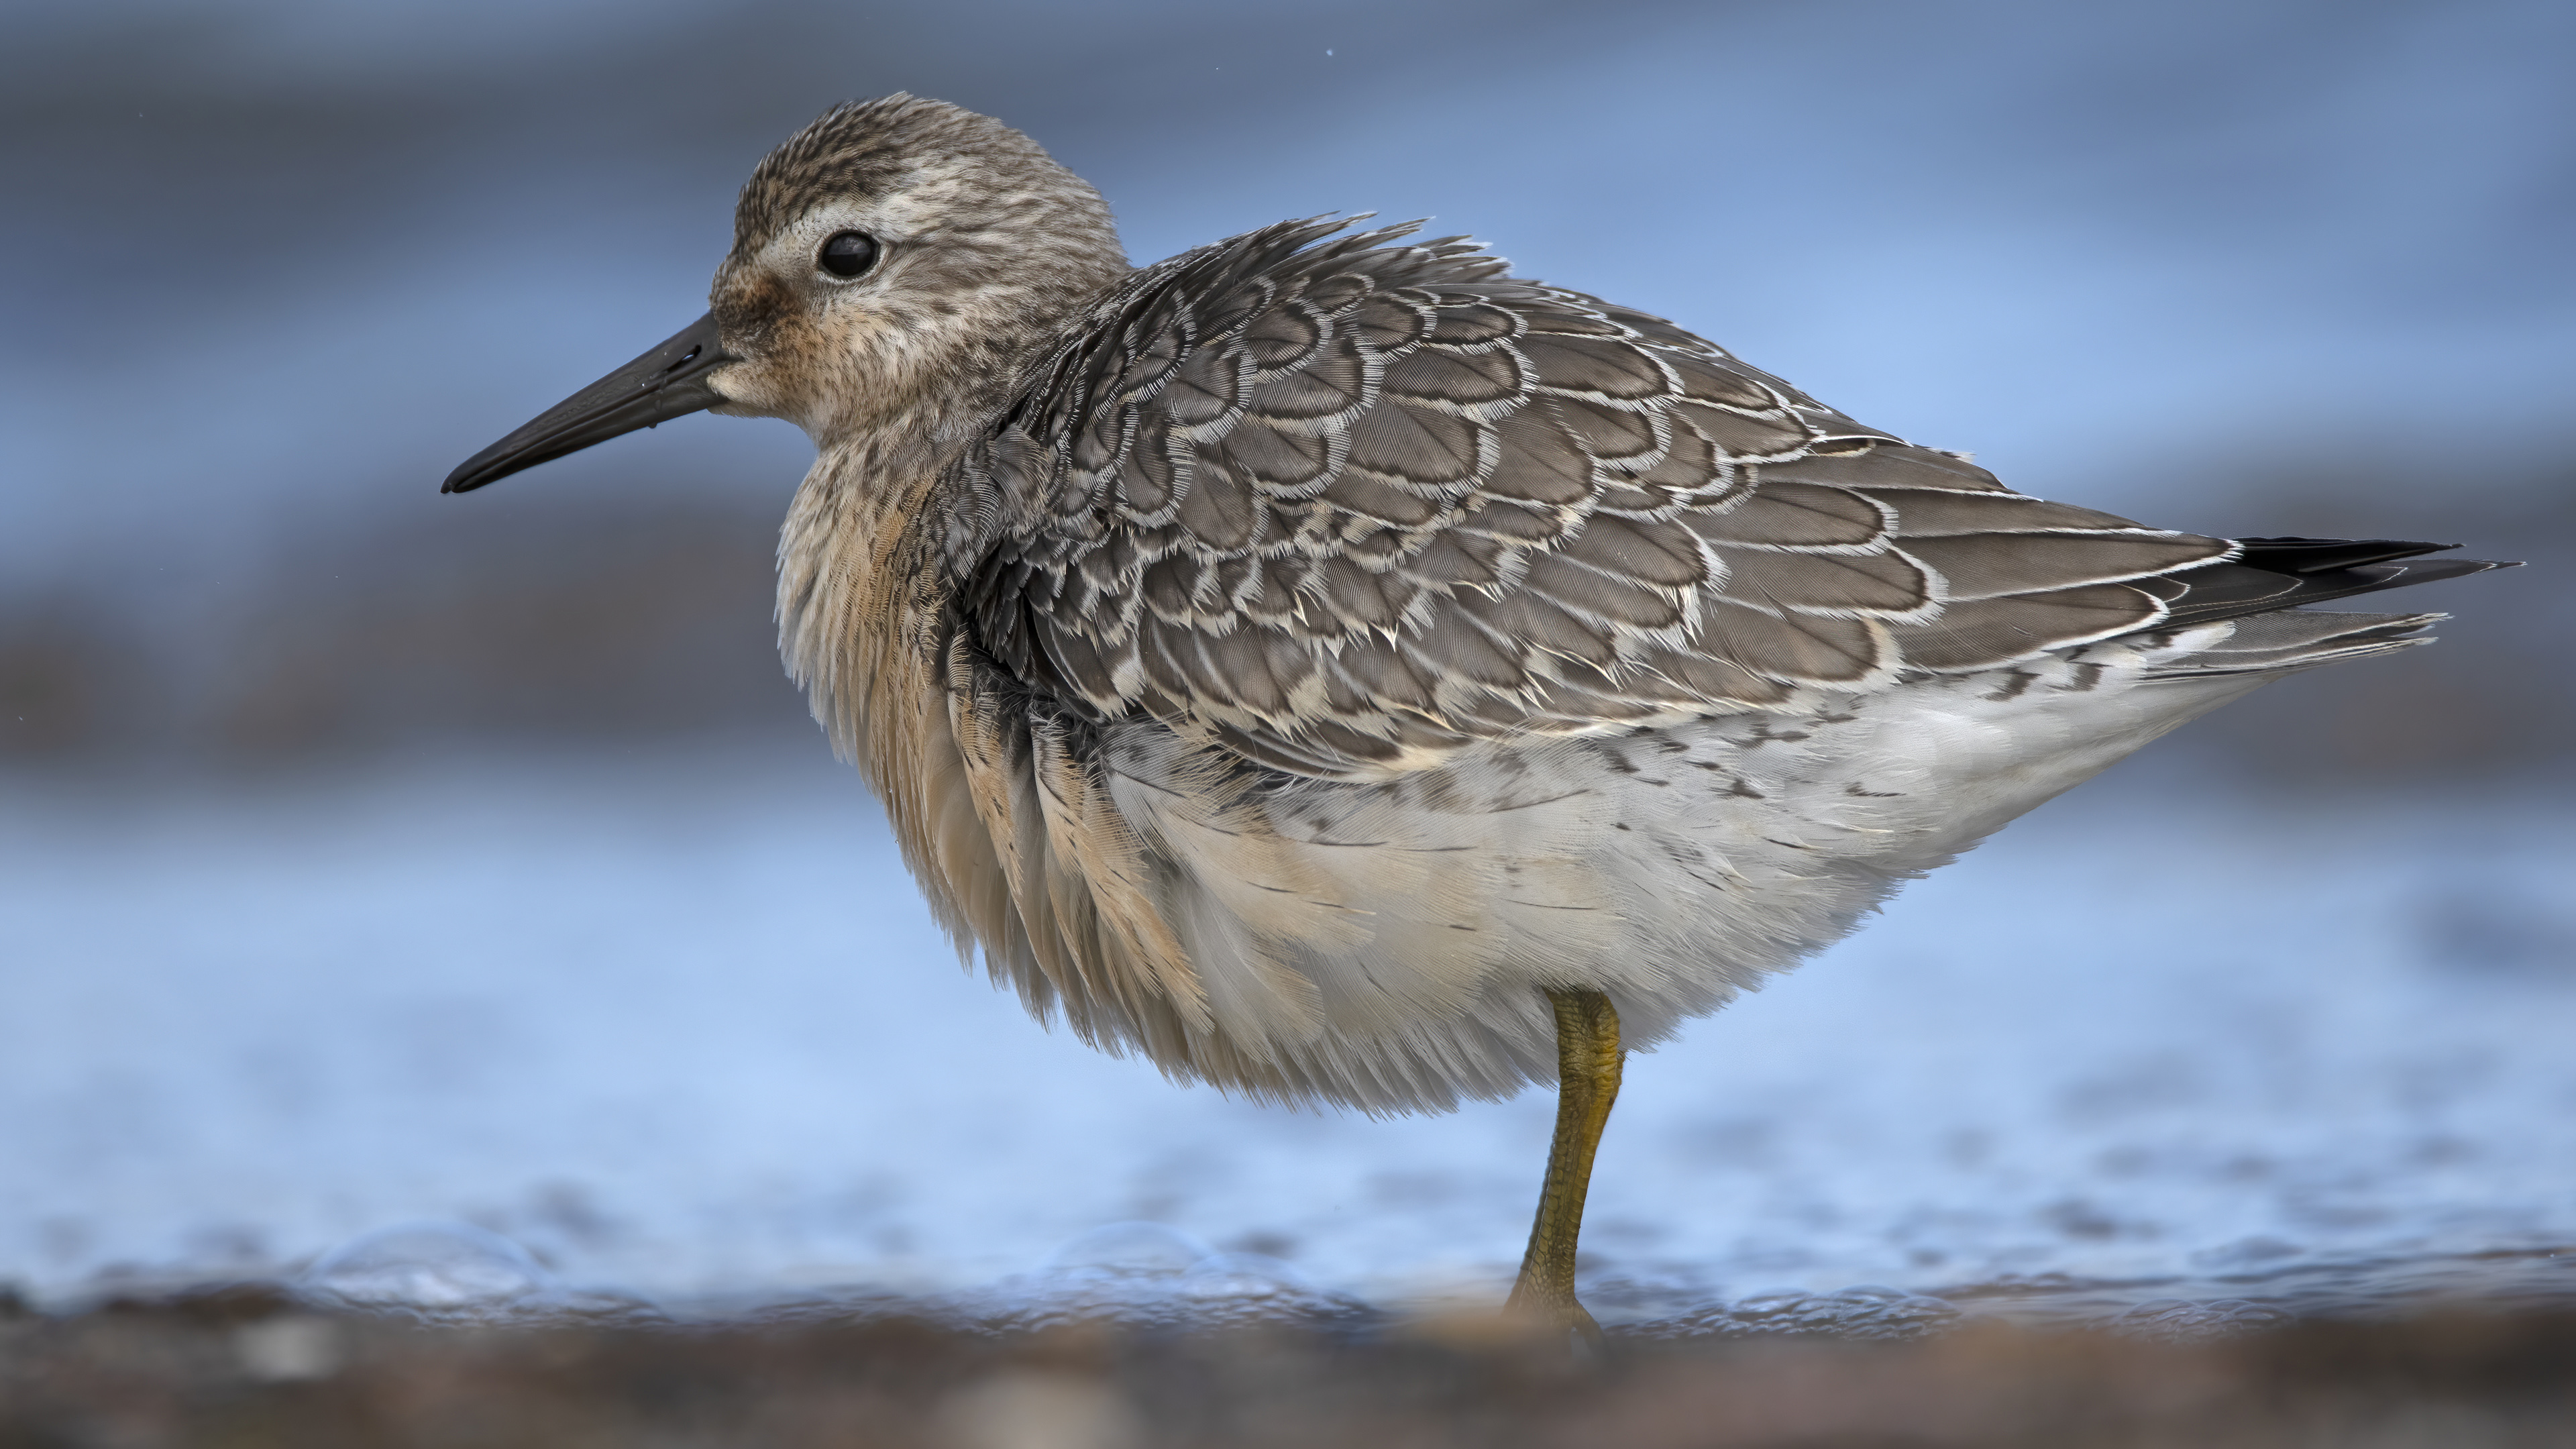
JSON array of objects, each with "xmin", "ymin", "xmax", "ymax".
[{"xmin": 443, "ymin": 95, "xmax": 2508, "ymax": 1338}]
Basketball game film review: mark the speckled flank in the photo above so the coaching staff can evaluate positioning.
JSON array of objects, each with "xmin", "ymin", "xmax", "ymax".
[{"xmin": 711, "ymin": 98, "xmax": 2507, "ymax": 1116}]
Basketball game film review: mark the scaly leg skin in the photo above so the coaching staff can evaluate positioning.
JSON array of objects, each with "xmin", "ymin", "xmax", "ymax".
[{"xmin": 1505, "ymin": 987, "xmax": 1623, "ymax": 1344}]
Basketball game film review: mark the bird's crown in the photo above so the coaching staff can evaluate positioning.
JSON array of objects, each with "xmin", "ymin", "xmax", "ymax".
[{"xmin": 705, "ymin": 96, "xmax": 1128, "ymax": 445}]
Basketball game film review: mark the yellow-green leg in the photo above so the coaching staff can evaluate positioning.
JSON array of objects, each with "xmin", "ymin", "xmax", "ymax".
[{"xmin": 1505, "ymin": 987, "xmax": 1623, "ymax": 1342}]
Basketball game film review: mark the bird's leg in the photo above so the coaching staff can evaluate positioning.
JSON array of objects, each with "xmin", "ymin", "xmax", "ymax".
[{"xmin": 1505, "ymin": 987, "xmax": 1623, "ymax": 1342}]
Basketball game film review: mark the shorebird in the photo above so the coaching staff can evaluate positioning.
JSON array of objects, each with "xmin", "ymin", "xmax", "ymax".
[{"xmin": 445, "ymin": 96, "xmax": 2506, "ymax": 1337}]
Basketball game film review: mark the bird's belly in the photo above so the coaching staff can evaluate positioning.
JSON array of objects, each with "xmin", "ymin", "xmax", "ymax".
[{"xmin": 1084, "ymin": 647, "xmax": 2265, "ymax": 1112}]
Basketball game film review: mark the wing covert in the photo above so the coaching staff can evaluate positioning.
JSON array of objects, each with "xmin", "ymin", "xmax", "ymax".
[{"xmin": 961, "ymin": 221, "xmax": 2235, "ymax": 778}]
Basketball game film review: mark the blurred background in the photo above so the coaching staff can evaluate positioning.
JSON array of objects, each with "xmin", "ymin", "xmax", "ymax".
[{"xmin": 3, "ymin": 0, "xmax": 2571, "ymax": 1319}]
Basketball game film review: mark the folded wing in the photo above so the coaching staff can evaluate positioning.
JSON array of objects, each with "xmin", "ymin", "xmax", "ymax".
[{"xmin": 960, "ymin": 220, "xmax": 2484, "ymax": 779}]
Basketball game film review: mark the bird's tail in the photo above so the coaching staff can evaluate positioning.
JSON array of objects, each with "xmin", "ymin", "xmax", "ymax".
[
  {"xmin": 2126, "ymin": 535, "xmax": 2518, "ymax": 680},
  {"xmin": 2138, "ymin": 608, "xmax": 2447, "ymax": 680}
]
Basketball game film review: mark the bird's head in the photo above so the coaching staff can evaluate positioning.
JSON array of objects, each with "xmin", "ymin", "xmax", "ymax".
[{"xmin": 443, "ymin": 95, "xmax": 1127, "ymax": 494}]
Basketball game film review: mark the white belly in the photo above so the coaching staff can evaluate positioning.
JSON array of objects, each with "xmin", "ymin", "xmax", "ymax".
[{"xmin": 1093, "ymin": 631, "xmax": 2271, "ymax": 1112}]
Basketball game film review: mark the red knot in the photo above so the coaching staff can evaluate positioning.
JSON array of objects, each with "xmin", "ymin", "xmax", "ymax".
[{"xmin": 443, "ymin": 95, "xmax": 2510, "ymax": 1338}]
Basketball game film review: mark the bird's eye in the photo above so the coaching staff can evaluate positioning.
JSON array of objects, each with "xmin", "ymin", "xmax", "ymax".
[{"xmin": 817, "ymin": 231, "xmax": 880, "ymax": 280}]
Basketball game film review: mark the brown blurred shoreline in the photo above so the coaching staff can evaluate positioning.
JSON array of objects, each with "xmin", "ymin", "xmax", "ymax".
[{"xmin": 6, "ymin": 1286, "xmax": 2573, "ymax": 1448}]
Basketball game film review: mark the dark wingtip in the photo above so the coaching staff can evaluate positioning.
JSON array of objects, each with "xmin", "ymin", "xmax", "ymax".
[{"xmin": 2231, "ymin": 536, "xmax": 2463, "ymax": 574}]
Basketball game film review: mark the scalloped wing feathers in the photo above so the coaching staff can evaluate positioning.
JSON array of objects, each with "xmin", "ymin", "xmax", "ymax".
[{"xmin": 959, "ymin": 221, "xmax": 2237, "ymax": 778}]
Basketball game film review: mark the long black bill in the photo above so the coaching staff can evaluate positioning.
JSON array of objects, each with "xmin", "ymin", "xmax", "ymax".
[{"xmin": 441, "ymin": 313, "xmax": 733, "ymax": 494}]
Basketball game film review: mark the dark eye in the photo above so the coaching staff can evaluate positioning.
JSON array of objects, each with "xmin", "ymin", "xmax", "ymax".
[{"xmin": 818, "ymin": 231, "xmax": 879, "ymax": 279}]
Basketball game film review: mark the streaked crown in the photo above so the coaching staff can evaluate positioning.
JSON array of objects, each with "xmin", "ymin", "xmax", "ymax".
[{"xmin": 706, "ymin": 95, "xmax": 1129, "ymax": 443}]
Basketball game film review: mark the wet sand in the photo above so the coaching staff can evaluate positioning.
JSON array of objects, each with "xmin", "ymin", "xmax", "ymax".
[{"xmin": 7, "ymin": 1285, "xmax": 2572, "ymax": 1448}]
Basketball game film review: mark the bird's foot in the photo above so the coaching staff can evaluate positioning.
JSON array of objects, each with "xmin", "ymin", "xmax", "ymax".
[{"xmin": 1503, "ymin": 1276, "xmax": 1605, "ymax": 1350}]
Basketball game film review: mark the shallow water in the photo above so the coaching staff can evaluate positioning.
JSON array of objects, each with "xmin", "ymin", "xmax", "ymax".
[{"xmin": 4, "ymin": 745, "xmax": 2571, "ymax": 1330}]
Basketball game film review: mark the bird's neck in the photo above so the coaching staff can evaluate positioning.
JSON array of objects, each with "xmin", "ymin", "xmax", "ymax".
[{"xmin": 776, "ymin": 438, "xmax": 964, "ymax": 795}]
